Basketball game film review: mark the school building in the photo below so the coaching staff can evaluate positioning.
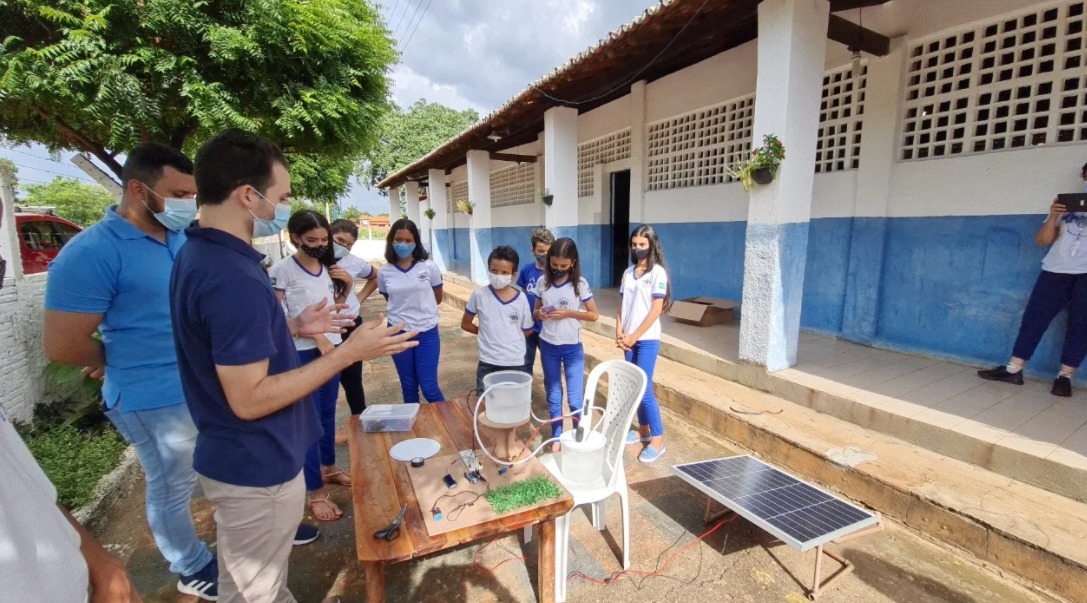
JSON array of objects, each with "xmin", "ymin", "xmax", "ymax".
[{"xmin": 379, "ymin": 0, "xmax": 1086, "ymax": 383}]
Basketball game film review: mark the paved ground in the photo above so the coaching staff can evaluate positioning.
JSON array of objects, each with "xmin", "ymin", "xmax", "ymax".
[{"xmin": 97, "ymin": 298, "xmax": 1050, "ymax": 603}]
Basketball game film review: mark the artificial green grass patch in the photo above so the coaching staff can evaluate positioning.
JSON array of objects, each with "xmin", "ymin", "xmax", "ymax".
[{"xmin": 485, "ymin": 476, "xmax": 563, "ymax": 514}]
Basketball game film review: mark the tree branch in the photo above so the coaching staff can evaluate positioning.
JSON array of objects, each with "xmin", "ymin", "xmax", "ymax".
[
  {"xmin": 167, "ymin": 119, "xmax": 197, "ymax": 150},
  {"xmin": 32, "ymin": 107, "xmax": 124, "ymax": 176}
]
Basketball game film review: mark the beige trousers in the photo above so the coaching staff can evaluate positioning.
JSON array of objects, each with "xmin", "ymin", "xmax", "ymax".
[{"xmin": 200, "ymin": 471, "xmax": 306, "ymax": 603}]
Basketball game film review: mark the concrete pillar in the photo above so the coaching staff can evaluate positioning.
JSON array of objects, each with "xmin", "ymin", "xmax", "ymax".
[
  {"xmin": 629, "ymin": 80, "xmax": 648, "ymax": 225},
  {"xmin": 428, "ymin": 169, "xmax": 449, "ymax": 272},
  {"xmin": 543, "ymin": 107, "xmax": 578, "ymax": 237},
  {"xmin": 467, "ymin": 149, "xmax": 493, "ymax": 284},
  {"xmin": 405, "ymin": 181, "xmax": 420, "ymax": 227},
  {"xmin": 0, "ymin": 163, "xmax": 21, "ymax": 282},
  {"xmin": 418, "ymin": 199, "xmax": 432, "ymax": 255},
  {"xmin": 388, "ymin": 187, "xmax": 401, "ymax": 221},
  {"xmin": 738, "ymin": 0, "xmax": 830, "ymax": 371},
  {"xmin": 841, "ymin": 37, "xmax": 907, "ymax": 344}
]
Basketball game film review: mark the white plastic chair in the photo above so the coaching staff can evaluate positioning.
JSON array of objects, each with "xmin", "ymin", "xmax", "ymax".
[{"xmin": 524, "ymin": 359, "xmax": 647, "ymax": 602}]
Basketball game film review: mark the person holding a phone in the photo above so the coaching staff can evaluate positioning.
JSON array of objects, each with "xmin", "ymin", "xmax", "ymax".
[{"xmin": 978, "ymin": 161, "xmax": 1087, "ymax": 397}]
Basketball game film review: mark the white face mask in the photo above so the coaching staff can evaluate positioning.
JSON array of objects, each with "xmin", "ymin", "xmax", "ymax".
[
  {"xmin": 333, "ymin": 242, "xmax": 350, "ymax": 259},
  {"xmin": 488, "ymin": 273, "xmax": 513, "ymax": 290}
]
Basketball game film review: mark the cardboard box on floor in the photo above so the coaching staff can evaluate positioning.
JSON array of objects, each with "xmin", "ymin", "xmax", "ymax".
[{"xmin": 670, "ymin": 297, "xmax": 740, "ymax": 326}]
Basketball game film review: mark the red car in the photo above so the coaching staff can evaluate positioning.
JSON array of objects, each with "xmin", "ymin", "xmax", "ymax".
[{"xmin": 15, "ymin": 211, "xmax": 83, "ymax": 275}]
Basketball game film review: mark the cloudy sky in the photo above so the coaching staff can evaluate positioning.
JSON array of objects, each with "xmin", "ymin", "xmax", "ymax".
[{"xmin": 1, "ymin": 0, "xmax": 653, "ymax": 214}]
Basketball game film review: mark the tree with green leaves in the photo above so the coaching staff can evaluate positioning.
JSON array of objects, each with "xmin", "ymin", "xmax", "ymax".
[
  {"xmin": 0, "ymin": 0, "xmax": 396, "ymax": 203},
  {"xmin": 23, "ymin": 177, "xmax": 113, "ymax": 227},
  {"xmin": 0, "ymin": 158, "xmax": 18, "ymax": 197},
  {"xmin": 341, "ymin": 206, "xmax": 362, "ymax": 222},
  {"xmin": 361, "ymin": 99, "xmax": 479, "ymax": 193}
]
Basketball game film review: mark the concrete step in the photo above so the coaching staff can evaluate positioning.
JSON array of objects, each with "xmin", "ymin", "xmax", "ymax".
[{"xmin": 441, "ymin": 277, "xmax": 1087, "ymax": 603}]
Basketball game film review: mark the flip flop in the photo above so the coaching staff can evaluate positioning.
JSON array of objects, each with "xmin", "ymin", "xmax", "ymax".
[
  {"xmin": 309, "ymin": 494, "xmax": 342, "ymax": 522},
  {"xmin": 323, "ymin": 467, "xmax": 352, "ymax": 486}
]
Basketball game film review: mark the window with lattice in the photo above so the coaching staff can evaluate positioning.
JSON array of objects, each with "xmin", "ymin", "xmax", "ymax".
[
  {"xmin": 577, "ymin": 129, "xmax": 631, "ymax": 197},
  {"xmin": 817, "ymin": 64, "xmax": 866, "ymax": 172},
  {"xmin": 450, "ymin": 181, "xmax": 467, "ymax": 214},
  {"xmin": 646, "ymin": 94, "xmax": 754, "ymax": 190},
  {"xmin": 490, "ymin": 163, "xmax": 536, "ymax": 207},
  {"xmin": 902, "ymin": 1, "xmax": 1087, "ymax": 160}
]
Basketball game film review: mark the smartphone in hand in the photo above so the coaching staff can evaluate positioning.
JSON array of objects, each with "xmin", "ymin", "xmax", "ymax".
[{"xmin": 541, "ymin": 305, "xmax": 556, "ymax": 314}]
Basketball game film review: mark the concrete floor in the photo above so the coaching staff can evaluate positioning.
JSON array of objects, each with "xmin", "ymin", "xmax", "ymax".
[{"xmin": 97, "ymin": 299, "xmax": 1050, "ymax": 603}]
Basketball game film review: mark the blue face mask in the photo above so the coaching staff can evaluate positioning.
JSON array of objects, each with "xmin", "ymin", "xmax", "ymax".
[
  {"xmin": 334, "ymin": 242, "xmax": 350, "ymax": 259},
  {"xmin": 139, "ymin": 182, "xmax": 196, "ymax": 231},
  {"xmin": 249, "ymin": 189, "xmax": 290, "ymax": 237},
  {"xmin": 393, "ymin": 242, "xmax": 416, "ymax": 259}
]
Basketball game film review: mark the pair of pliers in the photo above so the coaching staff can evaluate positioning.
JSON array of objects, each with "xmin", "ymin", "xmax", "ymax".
[{"xmin": 373, "ymin": 504, "xmax": 408, "ymax": 542}]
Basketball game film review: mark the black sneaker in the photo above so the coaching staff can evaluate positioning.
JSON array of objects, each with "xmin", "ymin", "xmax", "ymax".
[
  {"xmin": 178, "ymin": 556, "xmax": 218, "ymax": 601},
  {"xmin": 1052, "ymin": 375, "xmax": 1073, "ymax": 397},
  {"xmin": 294, "ymin": 523, "xmax": 320, "ymax": 546},
  {"xmin": 977, "ymin": 365, "xmax": 1024, "ymax": 385}
]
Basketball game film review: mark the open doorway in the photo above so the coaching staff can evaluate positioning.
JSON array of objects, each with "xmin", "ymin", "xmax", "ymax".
[{"xmin": 610, "ymin": 170, "xmax": 631, "ymax": 287}]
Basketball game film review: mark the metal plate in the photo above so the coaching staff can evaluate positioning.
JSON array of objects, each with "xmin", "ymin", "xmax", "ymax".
[{"xmin": 673, "ymin": 455, "xmax": 877, "ymax": 551}]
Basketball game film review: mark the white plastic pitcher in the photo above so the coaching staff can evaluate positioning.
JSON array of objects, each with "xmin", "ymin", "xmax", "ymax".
[
  {"xmin": 480, "ymin": 371, "xmax": 533, "ymax": 425},
  {"xmin": 558, "ymin": 429, "xmax": 607, "ymax": 484}
]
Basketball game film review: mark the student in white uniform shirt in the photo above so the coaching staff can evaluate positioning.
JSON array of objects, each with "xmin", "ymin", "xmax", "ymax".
[
  {"xmin": 534, "ymin": 237, "xmax": 599, "ymax": 449},
  {"xmin": 979, "ymin": 161, "xmax": 1087, "ymax": 397},
  {"xmin": 269, "ymin": 210, "xmax": 354, "ymax": 522},
  {"xmin": 617, "ymin": 225, "xmax": 672, "ymax": 463},
  {"xmin": 331, "ymin": 219, "xmax": 379, "ymax": 420},
  {"xmin": 378, "ymin": 218, "xmax": 446, "ymax": 403},
  {"xmin": 462, "ymin": 246, "xmax": 535, "ymax": 393}
]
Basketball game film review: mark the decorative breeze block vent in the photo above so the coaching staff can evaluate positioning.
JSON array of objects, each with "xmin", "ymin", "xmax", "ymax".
[
  {"xmin": 646, "ymin": 94, "xmax": 754, "ymax": 191},
  {"xmin": 817, "ymin": 63, "xmax": 867, "ymax": 172},
  {"xmin": 449, "ymin": 181, "xmax": 467, "ymax": 214},
  {"xmin": 490, "ymin": 163, "xmax": 536, "ymax": 207},
  {"xmin": 902, "ymin": 0, "xmax": 1087, "ymax": 160},
  {"xmin": 577, "ymin": 129, "xmax": 632, "ymax": 197}
]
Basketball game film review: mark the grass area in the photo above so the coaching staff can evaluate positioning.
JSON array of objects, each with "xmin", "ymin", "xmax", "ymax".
[
  {"xmin": 19, "ymin": 361, "xmax": 127, "ymax": 509},
  {"xmin": 24, "ymin": 424, "xmax": 128, "ymax": 508}
]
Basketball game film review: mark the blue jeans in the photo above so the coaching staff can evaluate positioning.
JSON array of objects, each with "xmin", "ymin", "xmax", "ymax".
[
  {"xmin": 299, "ymin": 347, "xmax": 341, "ymax": 492},
  {"xmin": 523, "ymin": 331, "xmax": 540, "ymax": 373},
  {"xmin": 105, "ymin": 402, "xmax": 212, "ymax": 576},
  {"xmin": 625, "ymin": 340, "xmax": 664, "ymax": 437},
  {"xmin": 392, "ymin": 326, "xmax": 445, "ymax": 403},
  {"xmin": 539, "ymin": 339, "xmax": 584, "ymax": 439},
  {"xmin": 1012, "ymin": 271, "xmax": 1087, "ymax": 367}
]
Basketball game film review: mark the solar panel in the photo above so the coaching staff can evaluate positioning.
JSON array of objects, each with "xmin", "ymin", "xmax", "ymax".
[{"xmin": 672, "ymin": 455, "xmax": 877, "ymax": 551}]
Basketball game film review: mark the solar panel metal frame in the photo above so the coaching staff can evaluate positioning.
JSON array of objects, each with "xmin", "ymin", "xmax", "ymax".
[{"xmin": 672, "ymin": 455, "xmax": 877, "ymax": 552}]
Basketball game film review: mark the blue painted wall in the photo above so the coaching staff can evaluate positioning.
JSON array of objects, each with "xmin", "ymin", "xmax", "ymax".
[
  {"xmin": 651, "ymin": 222, "xmax": 747, "ymax": 302},
  {"xmin": 802, "ymin": 218, "xmax": 853, "ymax": 334},
  {"xmin": 491, "ymin": 226, "xmax": 538, "ymax": 274}
]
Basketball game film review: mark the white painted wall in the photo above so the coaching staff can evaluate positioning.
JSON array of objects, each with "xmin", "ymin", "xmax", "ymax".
[
  {"xmin": 577, "ymin": 95, "xmax": 631, "ymax": 143},
  {"xmin": 0, "ymin": 274, "xmax": 47, "ymax": 422},
  {"xmin": 645, "ymin": 40, "xmax": 759, "ymax": 123}
]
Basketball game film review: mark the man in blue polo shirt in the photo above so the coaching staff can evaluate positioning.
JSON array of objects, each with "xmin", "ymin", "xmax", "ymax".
[
  {"xmin": 173, "ymin": 129, "xmax": 417, "ymax": 603},
  {"xmin": 43, "ymin": 143, "xmax": 217, "ymax": 600}
]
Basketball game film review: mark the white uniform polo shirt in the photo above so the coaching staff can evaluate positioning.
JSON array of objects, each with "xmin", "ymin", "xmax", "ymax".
[
  {"xmin": 1042, "ymin": 213, "xmax": 1087, "ymax": 274},
  {"xmin": 466, "ymin": 286, "xmax": 534, "ymax": 366},
  {"xmin": 269, "ymin": 256, "xmax": 343, "ymax": 350},
  {"xmin": 337, "ymin": 253, "xmax": 376, "ymax": 317},
  {"xmin": 536, "ymin": 276, "xmax": 593, "ymax": 346},
  {"xmin": 377, "ymin": 260, "xmax": 443, "ymax": 332},
  {"xmin": 620, "ymin": 264, "xmax": 669, "ymax": 341}
]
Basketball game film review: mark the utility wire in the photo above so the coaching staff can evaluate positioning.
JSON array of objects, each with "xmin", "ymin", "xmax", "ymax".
[
  {"xmin": 9, "ymin": 162, "xmax": 97, "ymax": 184},
  {"xmin": 397, "ymin": 0, "xmax": 426, "ymax": 50},
  {"xmin": 531, "ymin": 0, "xmax": 712, "ymax": 107},
  {"xmin": 399, "ymin": 0, "xmax": 433, "ymax": 52},
  {"xmin": 392, "ymin": 0, "xmax": 414, "ymax": 40}
]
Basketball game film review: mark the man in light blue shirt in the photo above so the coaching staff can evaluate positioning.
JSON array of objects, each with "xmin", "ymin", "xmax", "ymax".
[{"xmin": 43, "ymin": 143, "xmax": 217, "ymax": 600}]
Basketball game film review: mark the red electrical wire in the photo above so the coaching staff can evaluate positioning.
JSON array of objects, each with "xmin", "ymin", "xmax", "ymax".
[{"xmin": 473, "ymin": 514, "xmax": 737, "ymax": 585}]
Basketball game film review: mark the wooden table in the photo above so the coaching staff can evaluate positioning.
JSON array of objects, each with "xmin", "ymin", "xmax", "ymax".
[{"xmin": 349, "ymin": 401, "xmax": 574, "ymax": 602}]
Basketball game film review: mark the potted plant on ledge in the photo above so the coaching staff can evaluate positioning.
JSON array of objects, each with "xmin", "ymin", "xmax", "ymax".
[
  {"xmin": 538, "ymin": 188, "xmax": 553, "ymax": 206},
  {"xmin": 726, "ymin": 133, "xmax": 786, "ymax": 191},
  {"xmin": 455, "ymin": 199, "xmax": 474, "ymax": 215},
  {"xmin": 424, "ymin": 208, "xmax": 436, "ymax": 220}
]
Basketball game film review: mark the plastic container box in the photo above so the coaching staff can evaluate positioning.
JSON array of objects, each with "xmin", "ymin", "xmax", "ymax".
[{"xmin": 360, "ymin": 404, "xmax": 420, "ymax": 433}]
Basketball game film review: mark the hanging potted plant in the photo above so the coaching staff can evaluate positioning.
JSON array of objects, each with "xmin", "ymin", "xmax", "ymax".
[
  {"xmin": 424, "ymin": 208, "xmax": 436, "ymax": 220},
  {"xmin": 726, "ymin": 133, "xmax": 786, "ymax": 191},
  {"xmin": 455, "ymin": 199, "xmax": 474, "ymax": 215},
  {"xmin": 538, "ymin": 187, "xmax": 553, "ymax": 206}
]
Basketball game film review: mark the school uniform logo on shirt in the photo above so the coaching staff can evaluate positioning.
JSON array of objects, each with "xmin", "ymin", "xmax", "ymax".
[
  {"xmin": 559, "ymin": 297, "xmax": 570, "ymax": 309},
  {"xmin": 508, "ymin": 311, "xmax": 521, "ymax": 325},
  {"xmin": 417, "ymin": 272, "xmax": 429, "ymax": 283},
  {"xmin": 270, "ymin": 276, "xmax": 277, "ymax": 287}
]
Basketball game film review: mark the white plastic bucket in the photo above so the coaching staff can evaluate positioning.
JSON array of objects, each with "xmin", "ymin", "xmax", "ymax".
[
  {"xmin": 481, "ymin": 371, "xmax": 532, "ymax": 425},
  {"xmin": 558, "ymin": 429, "xmax": 607, "ymax": 484}
]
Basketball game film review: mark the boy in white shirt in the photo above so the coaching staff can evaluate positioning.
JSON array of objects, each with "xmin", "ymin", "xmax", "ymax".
[{"xmin": 462, "ymin": 246, "xmax": 535, "ymax": 393}]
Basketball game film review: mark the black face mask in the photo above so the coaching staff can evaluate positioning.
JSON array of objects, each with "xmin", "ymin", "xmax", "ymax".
[
  {"xmin": 551, "ymin": 268, "xmax": 568, "ymax": 279},
  {"xmin": 632, "ymin": 248, "xmax": 650, "ymax": 261},
  {"xmin": 300, "ymin": 244, "xmax": 327, "ymax": 259}
]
